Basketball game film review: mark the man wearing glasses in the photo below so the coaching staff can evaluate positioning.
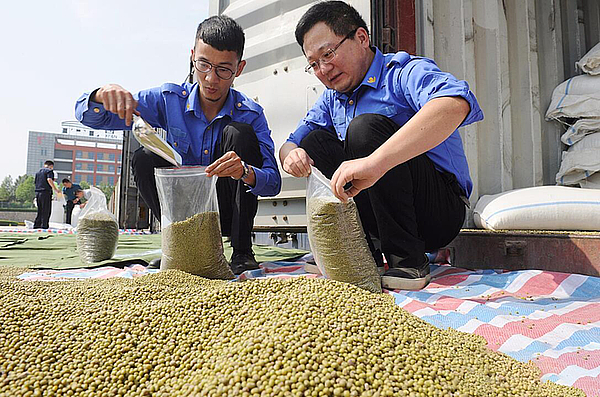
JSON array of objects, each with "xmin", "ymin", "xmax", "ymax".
[
  {"xmin": 279, "ymin": 1, "xmax": 483, "ymax": 290},
  {"xmin": 75, "ymin": 15, "xmax": 281, "ymax": 275}
]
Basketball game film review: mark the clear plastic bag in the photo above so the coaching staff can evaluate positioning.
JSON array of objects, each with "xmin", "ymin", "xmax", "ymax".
[
  {"xmin": 76, "ymin": 187, "xmax": 119, "ymax": 263},
  {"xmin": 306, "ymin": 168, "xmax": 382, "ymax": 293},
  {"xmin": 155, "ymin": 166, "xmax": 234, "ymax": 279}
]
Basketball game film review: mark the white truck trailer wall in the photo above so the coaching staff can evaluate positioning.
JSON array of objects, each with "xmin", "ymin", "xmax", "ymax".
[{"xmin": 211, "ymin": 0, "xmax": 598, "ymax": 228}]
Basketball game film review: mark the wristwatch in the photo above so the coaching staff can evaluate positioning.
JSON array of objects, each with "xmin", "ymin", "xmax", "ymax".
[{"xmin": 235, "ymin": 160, "xmax": 250, "ymax": 181}]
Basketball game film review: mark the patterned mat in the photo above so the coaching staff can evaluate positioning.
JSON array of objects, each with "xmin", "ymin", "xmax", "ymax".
[
  {"xmin": 0, "ymin": 227, "xmax": 151, "ymax": 235},
  {"xmin": 16, "ymin": 261, "xmax": 600, "ymax": 396}
]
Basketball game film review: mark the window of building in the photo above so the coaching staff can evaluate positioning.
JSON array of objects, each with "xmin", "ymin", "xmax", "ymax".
[
  {"xmin": 109, "ymin": 176, "xmax": 115, "ymax": 185},
  {"xmin": 117, "ymin": 166, "xmax": 121, "ymax": 174},
  {"xmin": 87, "ymin": 163, "xmax": 94, "ymax": 171},
  {"xmin": 109, "ymin": 153, "xmax": 115, "ymax": 161},
  {"xmin": 108, "ymin": 165, "xmax": 115, "ymax": 172},
  {"xmin": 54, "ymin": 149, "xmax": 73, "ymax": 159},
  {"xmin": 76, "ymin": 150, "xmax": 83, "ymax": 158},
  {"xmin": 53, "ymin": 162, "xmax": 72, "ymax": 172},
  {"xmin": 97, "ymin": 164, "xmax": 103, "ymax": 172},
  {"xmin": 88, "ymin": 152, "xmax": 94, "ymax": 159},
  {"xmin": 89, "ymin": 131, "xmax": 94, "ymax": 137},
  {"xmin": 76, "ymin": 129, "xmax": 80, "ymax": 132},
  {"xmin": 75, "ymin": 163, "xmax": 82, "ymax": 170},
  {"xmin": 62, "ymin": 128, "xmax": 67, "ymax": 134},
  {"xmin": 97, "ymin": 153, "xmax": 104, "ymax": 160},
  {"xmin": 74, "ymin": 174, "xmax": 82, "ymax": 183},
  {"xmin": 86, "ymin": 175, "xmax": 93, "ymax": 184}
]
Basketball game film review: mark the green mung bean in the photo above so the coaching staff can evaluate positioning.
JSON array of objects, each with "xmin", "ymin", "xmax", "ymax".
[
  {"xmin": 308, "ymin": 196, "xmax": 381, "ymax": 293},
  {"xmin": 161, "ymin": 211, "xmax": 233, "ymax": 280}
]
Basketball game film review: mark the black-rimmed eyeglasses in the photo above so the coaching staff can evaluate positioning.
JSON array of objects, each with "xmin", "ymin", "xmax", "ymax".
[
  {"xmin": 304, "ymin": 28, "xmax": 358, "ymax": 74},
  {"xmin": 194, "ymin": 59, "xmax": 236, "ymax": 80}
]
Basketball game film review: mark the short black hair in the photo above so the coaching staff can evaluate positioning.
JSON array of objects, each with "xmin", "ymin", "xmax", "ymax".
[
  {"xmin": 62, "ymin": 178, "xmax": 71, "ymax": 184},
  {"xmin": 295, "ymin": 1, "xmax": 369, "ymax": 49},
  {"xmin": 195, "ymin": 15, "xmax": 245, "ymax": 61},
  {"xmin": 44, "ymin": 160, "xmax": 54, "ymax": 167}
]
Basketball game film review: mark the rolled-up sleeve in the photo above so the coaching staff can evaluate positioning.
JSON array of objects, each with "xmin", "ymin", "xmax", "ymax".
[
  {"xmin": 398, "ymin": 60, "xmax": 483, "ymax": 127},
  {"xmin": 287, "ymin": 91, "xmax": 335, "ymax": 145}
]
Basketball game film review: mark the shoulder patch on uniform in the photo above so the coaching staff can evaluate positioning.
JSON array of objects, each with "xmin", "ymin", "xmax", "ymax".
[
  {"xmin": 238, "ymin": 98, "xmax": 264, "ymax": 114},
  {"xmin": 160, "ymin": 83, "xmax": 186, "ymax": 97},
  {"xmin": 387, "ymin": 52, "xmax": 413, "ymax": 68}
]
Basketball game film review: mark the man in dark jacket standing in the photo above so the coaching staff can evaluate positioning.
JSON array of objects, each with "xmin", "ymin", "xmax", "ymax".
[{"xmin": 33, "ymin": 160, "xmax": 62, "ymax": 229}]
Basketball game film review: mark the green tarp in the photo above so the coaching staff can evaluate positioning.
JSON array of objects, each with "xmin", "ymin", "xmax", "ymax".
[{"xmin": 0, "ymin": 232, "xmax": 307, "ymax": 269}]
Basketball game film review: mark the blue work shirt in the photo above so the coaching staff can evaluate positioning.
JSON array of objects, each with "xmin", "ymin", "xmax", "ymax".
[
  {"xmin": 288, "ymin": 48, "xmax": 483, "ymax": 197},
  {"xmin": 62, "ymin": 184, "xmax": 82, "ymax": 201},
  {"xmin": 75, "ymin": 83, "xmax": 281, "ymax": 197},
  {"xmin": 35, "ymin": 168, "xmax": 55, "ymax": 192}
]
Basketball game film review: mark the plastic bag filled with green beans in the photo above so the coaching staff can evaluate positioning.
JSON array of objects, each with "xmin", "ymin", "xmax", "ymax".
[
  {"xmin": 76, "ymin": 186, "xmax": 119, "ymax": 263},
  {"xmin": 306, "ymin": 168, "xmax": 381, "ymax": 293},
  {"xmin": 155, "ymin": 166, "xmax": 234, "ymax": 280}
]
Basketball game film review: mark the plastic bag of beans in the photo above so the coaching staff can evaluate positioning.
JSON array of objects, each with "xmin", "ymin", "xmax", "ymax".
[
  {"xmin": 306, "ymin": 168, "xmax": 381, "ymax": 293},
  {"xmin": 155, "ymin": 166, "xmax": 234, "ymax": 279},
  {"xmin": 76, "ymin": 187, "xmax": 119, "ymax": 263}
]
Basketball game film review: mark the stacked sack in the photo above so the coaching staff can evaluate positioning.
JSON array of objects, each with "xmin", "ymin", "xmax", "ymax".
[{"xmin": 546, "ymin": 41, "xmax": 600, "ymax": 189}]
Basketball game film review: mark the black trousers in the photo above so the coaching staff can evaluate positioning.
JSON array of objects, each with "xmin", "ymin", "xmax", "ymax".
[
  {"xmin": 131, "ymin": 122, "xmax": 263, "ymax": 252},
  {"xmin": 34, "ymin": 191, "xmax": 52, "ymax": 229},
  {"xmin": 300, "ymin": 113, "xmax": 466, "ymax": 268},
  {"xmin": 65, "ymin": 200, "xmax": 76, "ymax": 225}
]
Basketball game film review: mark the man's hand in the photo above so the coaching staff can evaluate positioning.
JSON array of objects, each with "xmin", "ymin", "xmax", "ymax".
[
  {"xmin": 282, "ymin": 147, "xmax": 314, "ymax": 177},
  {"xmin": 206, "ymin": 151, "xmax": 246, "ymax": 180},
  {"xmin": 330, "ymin": 156, "xmax": 385, "ymax": 202},
  {"xmin": 92, "ymin": 84, "xmax": 140, "ymax": 126}
]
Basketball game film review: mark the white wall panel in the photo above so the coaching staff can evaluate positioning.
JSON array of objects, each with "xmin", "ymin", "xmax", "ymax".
[{"xmin": 416, "ymin": 0, "xmax": 569, "ymax": 225}]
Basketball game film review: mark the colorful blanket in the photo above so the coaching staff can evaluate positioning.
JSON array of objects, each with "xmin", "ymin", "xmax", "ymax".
[{"xmin": 16, "ymin": 261, "xmax": 600, "ymax": 396}]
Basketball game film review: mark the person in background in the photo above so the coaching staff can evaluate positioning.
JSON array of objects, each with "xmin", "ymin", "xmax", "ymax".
[
  {"xmin": 280, "ymin": 1, "xmax": 483, "ymax": 290},
  {"xmin": 33, "ymin": 160, "xmax": 62, "ymax": 229},
  {"xmin": 75, "ymin": 189, "xmax": 88, "ymax": 209},
  {"xmin": 74, "ymin": 15, "xmax": 281, "ymax": 275},
  {"xmin": 61, "ymin": 178, "xmax": 82, "ymax": 225}
]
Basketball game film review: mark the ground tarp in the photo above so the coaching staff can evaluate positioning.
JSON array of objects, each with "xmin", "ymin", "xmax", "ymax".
[{"xmin": 0, "ymin": 231, "xmax": 307, "ymax": 269}]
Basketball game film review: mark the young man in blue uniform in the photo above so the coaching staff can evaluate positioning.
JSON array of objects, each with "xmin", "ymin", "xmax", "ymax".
[
  {"xmin": 61, "ymin": 178, "xmax": 82, "ymax": 225},
  {"xmin": 75, "ymin": 16, "xmax": 281, "ymax": 275},
  {"xmin": 280, "ymin": 1, "xmax": 483, "ymax": 290},
  {"xmin": 34, "ymin": 160, "xmax": 62, "ymax": 229}
]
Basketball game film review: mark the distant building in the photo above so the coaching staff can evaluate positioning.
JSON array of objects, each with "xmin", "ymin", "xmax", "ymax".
[{"xmin": 27, "ymin": 121, "xmax": 124, "ymax": 185}]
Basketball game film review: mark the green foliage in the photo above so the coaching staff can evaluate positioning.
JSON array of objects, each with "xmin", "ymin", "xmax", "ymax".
[
  {"xmin": 80, "ymin": 181, "xmax": 90, "ymax": 190},
  {"xmin": 15, "ymin": 176, "xmax": 35, "ymax": 205},
  {"xmin": 98, "ymin": 183, "xmax": 116, "ymax": 204},
  {"xmin": 0, "ymin": 176, "xmax": 15, "ymax": 202}
]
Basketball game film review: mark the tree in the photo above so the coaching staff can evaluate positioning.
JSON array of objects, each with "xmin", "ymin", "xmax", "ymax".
[
  {"xmin": 0, "ymin": 176, "xmax": 14, "ymax": 202},
  {"xmin": 14, "ymin": 175, "xmax": 28, "ymax": 187},
  {"xmin": 98, "ymin": 183, "xmax": 115, "ymax": 204},
  {"xmin": 15, "ymin": 176, "xmax": 35, "ymax": 205},
  {"xmin": 80, "ymin": 181, "xmax": 90, "ymax": 190}
]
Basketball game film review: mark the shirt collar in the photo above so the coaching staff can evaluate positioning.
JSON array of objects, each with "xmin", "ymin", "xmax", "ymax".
[
  {"xmin": 335, "ymin": 47, "xmax": 384, "ymax": 99},
  {"xmin": 185, "ymin": 84, "xmax": 235, "ymax": 122}
]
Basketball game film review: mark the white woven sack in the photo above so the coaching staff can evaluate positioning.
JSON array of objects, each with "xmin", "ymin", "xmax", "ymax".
[
  {"xmin": 556, "ymin": 132, "xmax": 600, "ymax": 185},
  {"xmin": 580, "ymin": 173, "xmax": 600, "ymax": 189},
  {"xmin": 546, "ymin": 74, "xmax": 600, "ymax": 120},
  {"xmin": 474, "ymin": 186, "xmax": 600, "ymax": 231},
  {"xmin": 561, "ymin": 118, "xmax": 600, "ymax": 145},
  {"xmin": 576, "ymin": 42, "xmax": 600, "ymax": 75}
]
